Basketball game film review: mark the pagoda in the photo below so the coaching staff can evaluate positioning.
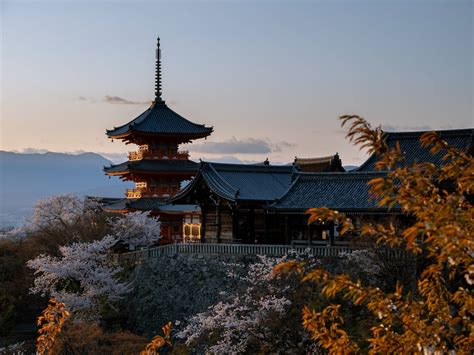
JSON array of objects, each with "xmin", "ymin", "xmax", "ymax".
[{"xmin": 103, "ymin": 37, "xmax": 213, "ymax": 243}]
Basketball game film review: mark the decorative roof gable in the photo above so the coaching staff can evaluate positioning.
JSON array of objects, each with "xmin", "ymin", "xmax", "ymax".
[
  {"xmin": 294, "ymin": 153, "xmax": 345, "ymax": 172},
  {"xmin": 173, "ymin": 161, "xmax": 294, "ymax": 203}
]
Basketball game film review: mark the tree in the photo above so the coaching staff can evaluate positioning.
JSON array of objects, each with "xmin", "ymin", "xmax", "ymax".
[
  {"xmin": 109, "ymin": 211, "xmax": 161, "ymax": 249},
  {"xmin": 27, "ymin": 235, "xmax": 130, "ymax": 319},
  {"xmin": 4, "ymin": 194, "xmax": 109, "ymax": 249},
  {"xmin": 276, "ymin": 115, "xmax": 473, "ymax": 353},
  {"xmin": 177, "ymin": 254, "xmax": 317, "ymax": 354}
]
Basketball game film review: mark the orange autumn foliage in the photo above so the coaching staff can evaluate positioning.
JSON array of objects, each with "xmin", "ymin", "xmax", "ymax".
[
  {"xmin": 276, "ymin": 115, "xmax": 473, "ymax": 353},
  {"xmin": 141, "ymin": 321, "xmax": 173, "ymax": 355},
  {"xmin": 36, "ymin": 298, "xmax": 70, "ymax": 355}
]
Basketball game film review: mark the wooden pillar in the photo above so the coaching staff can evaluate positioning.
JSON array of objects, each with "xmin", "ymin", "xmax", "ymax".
[
  {"xmin": 263, "ymin": 211, "xmax": 268, "ymax": 244},
  {"xmin": 216, "ymin": 199, "xmax": 222, "ymax": 243},
  {"xmin": 249, "ymin": 209, "xmax": 255, "ymax": 244},
  {"xmin": 200, "ymin": 204, "xmax": 206, "ymax": 243},
  {"xmin": 329, "ymin": 221, "xmax": 335, "ymax": 246},
  {"xmin": 284, "ymin": 215, "xmax": 290, "ymax": 245},
  {"xmin": 232, "ymin": 208, "xmax": 240, "ymax": 243},
  {"xmin": 306, "ymin": 223, "xmax": 311, "ymax": 245}
]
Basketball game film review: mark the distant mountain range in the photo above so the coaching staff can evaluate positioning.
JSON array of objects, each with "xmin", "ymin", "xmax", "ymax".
[{"xmin": 0, "ymin": 151, "xmax": 132, "ymax": 227}]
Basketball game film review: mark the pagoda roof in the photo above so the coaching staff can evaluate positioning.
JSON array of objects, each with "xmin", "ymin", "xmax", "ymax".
[
  {"xmin": 357, "ymin": 128, "xmax": 473, "ymax": 172},
  {"xmin": 271, "ymin": 171, "xmax": 398, "ymax": 213},
  {"xmin": 106, "ymin": 38, "xmax": 213, "ymax": 141},
  {"xmin": 106, "ymin": 100, "xmax": 213, "ymax": 140},
  {"xmin": 104, "ymin": 159, "xmax": 199, "ymax": 176},
  {"xmin": 172, "ymin": 161, "xmax": 294, "ymax": 203}
]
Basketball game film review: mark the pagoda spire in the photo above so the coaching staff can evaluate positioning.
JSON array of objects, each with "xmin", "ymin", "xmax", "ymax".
[{"xmin": 155, "ymin": 37, "xmax": 163, "ymax": 101}]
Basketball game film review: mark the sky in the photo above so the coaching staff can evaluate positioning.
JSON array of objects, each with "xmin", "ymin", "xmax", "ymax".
[{"xmin": 1, "ymin": 0, "xmax": 473, "ymax": 166}]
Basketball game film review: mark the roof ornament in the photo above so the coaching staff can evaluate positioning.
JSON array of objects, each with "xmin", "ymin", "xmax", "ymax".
[{"xmin": 155, "ymin": 37, "xmax": 163, "ymax": 102}]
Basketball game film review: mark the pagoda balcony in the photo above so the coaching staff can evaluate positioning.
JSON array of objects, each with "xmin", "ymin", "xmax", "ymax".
[
  {"xmin": 128, "ymin": 149, "xmax": 190, "ymax": 161},
  {"xmin": 126, "ymin": 186, "xmax": 181, "ymax": 198}
]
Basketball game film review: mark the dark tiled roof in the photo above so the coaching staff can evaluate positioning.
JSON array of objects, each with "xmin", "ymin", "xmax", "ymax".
[
  {"xmin": 357, "ymin": 128, "xmax": 473, "ymax": 171},
  {"xmin": 271, "ymin": 171, "xmax": 395, "ymax": 211},
  {"xmin": 158, "ymin": 204, "xmax": 200, "ymax": 214},
  {"xmin": 102, "ymin": 198, "xmax": 166, "ymax": 211},
  {"xmin": 104, "ymin": 159, "xmax": 199, "ymax": 175},
  {"xmin": 102, "ymin": 198, "xmax": 199, "ymax": 213},
  {"xmin": 106, "ymin": 100, "xmax": 213, "ymax": 139},
  {"xmin": 173, "ymin": 161, "xmax": 294, "ymax": 202}
]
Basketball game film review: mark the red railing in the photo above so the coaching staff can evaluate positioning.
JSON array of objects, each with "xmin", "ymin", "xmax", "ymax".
[
  {"xmin": 126, "ymin": 186, "xmax": 180, "ymax": 198},
  {"xmin": 128, "ymin": 150, "xmax": 189, "ymax": 161}
]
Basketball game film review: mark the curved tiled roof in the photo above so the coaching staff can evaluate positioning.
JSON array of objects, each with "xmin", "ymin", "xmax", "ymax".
[
  {"xmin": 173, "ymin": 161, "xmax": 294, "ymax": 202},
  {"xmin": 102, "ymin": 198, "xmax": 166, "ymax": 211},
  {"xmin": 102, "ymin": 198, "xmax": 198, "ymax": 213},
  {"xmin": 357, "ymin": 128, "xmax": 473, "ymax": 171},
  {"xmin": 104, "ymin": 159, "xmax": 199, "ymax": 175},
  {"xmin": 271, "ymin": 171, "xmax": 397, "ymax": 212},
  {"xmin": 106, "ymin": 100, "xmax": 213, "ymax": 139}
]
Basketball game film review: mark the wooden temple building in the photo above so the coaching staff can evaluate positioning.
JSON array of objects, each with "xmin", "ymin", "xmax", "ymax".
[
  {"xmin": 173, "ymin": 128, "xmax": 473, "ymax": 246},
  {"xmin": 171, "ymin": 154, "xmax": 346, "ymax": 244},
  {"xmin": 103, "ymin": 38, "xmax": 213, "ymax": 243}
]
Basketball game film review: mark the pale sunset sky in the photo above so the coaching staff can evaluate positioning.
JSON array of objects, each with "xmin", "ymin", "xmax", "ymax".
[{"xmin": 1, "ymin": 0, "xmax": 473, "ymax": 165}]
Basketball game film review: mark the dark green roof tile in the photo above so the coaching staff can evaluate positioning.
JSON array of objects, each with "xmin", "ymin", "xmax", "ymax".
[
  {"xmin": 271, "ymin": 171, "xmax": 395, "ymax": 211},
  {"xmin": 357, "ymin": 128, "xmax": 473, "ymax": 171},
  {"xmin": 173, "ymin": 161, "xmax": 294, "ymax": 202}
]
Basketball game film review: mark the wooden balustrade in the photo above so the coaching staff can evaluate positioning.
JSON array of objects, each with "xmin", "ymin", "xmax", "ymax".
[
  {"xmin": 126, "ymin": 186, "xmax": 180, "ymax": 198},
  {"xmin": 114, "ymin": 243, "xmax": 409, "ymax": 263},
  {"xmin": 128, "ymin": 150, "xmax": 190, "ymax": 161}
]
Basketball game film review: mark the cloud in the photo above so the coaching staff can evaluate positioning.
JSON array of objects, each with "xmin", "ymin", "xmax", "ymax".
[
  {"xmin": 76, "ymin": 95, "xmax": 150, "ymax": 105},
  {"xmin": 203, "ymin": 155, "xmax": 258, "ymax": 164},
  {"xmin": 12, "ymin": 147, "xmax": 49, "ymax": 154},
  {"xmin": 189, "ymin": 137, "xmax": 296, "ymax": 155},
  {"xmin": 272, "ymin": 141, "xmax": 297, "ymax": 152},
  {"xmin": 103, "ymin": 95, "xmax": 149, "ymax": 105}
]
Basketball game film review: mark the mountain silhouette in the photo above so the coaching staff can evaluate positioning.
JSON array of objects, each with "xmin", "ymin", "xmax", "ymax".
[{"xmin": 0, "ymin": 151, "xmax": 131, "ymax": 227}]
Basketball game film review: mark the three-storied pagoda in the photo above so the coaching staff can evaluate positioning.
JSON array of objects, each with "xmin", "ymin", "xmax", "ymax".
[{"xmin": 103, "ymin": 38, "xmax": 213, "ymax": 243}]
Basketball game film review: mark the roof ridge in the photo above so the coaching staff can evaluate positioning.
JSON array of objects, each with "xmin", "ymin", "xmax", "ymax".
[
  {"xmin": 204, "ymin": 162, "xmax": 240, "ymax": 197},
  {"xmin": 296, "ymin": 171, "xmax": 387, "ymax": 176},
  {"xmin": 205, "ymin": 161, "xmax": 293, "ymax": 173},
  {"xmin": 384, "ymin": 128, "xmax": 474, "ymax": 138}
]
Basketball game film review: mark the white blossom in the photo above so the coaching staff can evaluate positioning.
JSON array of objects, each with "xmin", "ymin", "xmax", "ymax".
[
  {"xmin": 109, "ymin": 211, "xmax": 161, "ymax": 249},
  {"xmin": 0, "ymin": 342, "xmax": 25, "ymax": 355},
  {"xmin": 27, "ymin": 235, "xmax": 130, "ymax": 319},
  {"xmin": 177, "ymin": 255, "xmax": 293, "ymax": 354},
  {"xmin": 29, "ymin": 194, "xmax": 99, "ymax": 232}
]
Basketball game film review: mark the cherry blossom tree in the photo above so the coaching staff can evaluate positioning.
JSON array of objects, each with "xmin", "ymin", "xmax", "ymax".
[
  {"xmin": 30, "ymin": 194, "xmax": 100, "ymax": 232},
  {"xmin": 27, "ymin": 235, "xmax": 130, "ymax": 319},
  {"xmin": 109, "ymin": 211, "xmax": 161, "ymax": 249},
  {"xmin": 5, "ymin": 194, "xmax": 107, "ymax": 247},
  {"xmin": 177, "ymin": 254, "xmax": 317, "ymax": 354}
]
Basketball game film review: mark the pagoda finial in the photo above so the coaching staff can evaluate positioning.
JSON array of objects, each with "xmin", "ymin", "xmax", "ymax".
[{"xmin": 155, "ymin": 37, "xmax": 163, "ymax": 101}]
